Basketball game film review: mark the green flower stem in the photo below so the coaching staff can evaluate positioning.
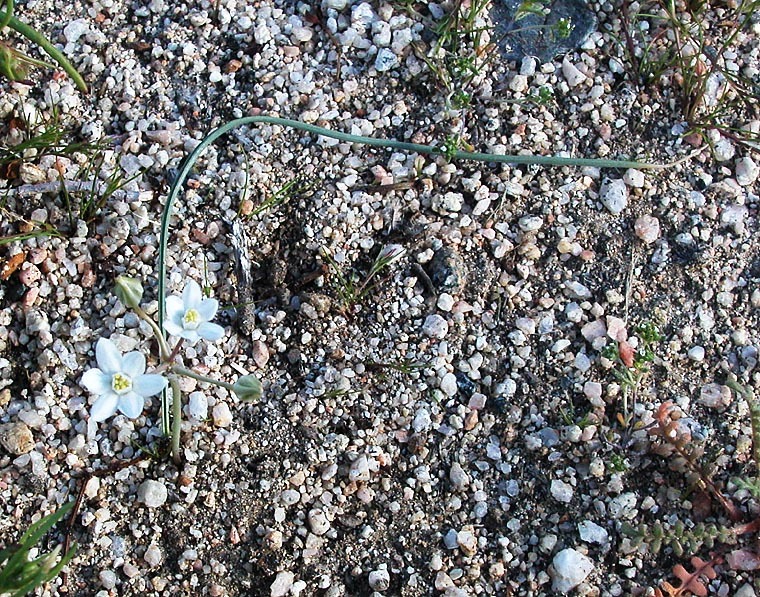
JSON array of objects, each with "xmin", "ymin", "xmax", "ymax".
[
  {"xmin": 169, "ymin": 376, "xmax": 182, "ymax": 464},
  {"xmin": 172, "ymin": 365, "xmax": 235, "ymax": 393},
  {"xmin": 0, "ymin": 10, "xmax": 88, "ymax": 92},
  {"xmin": 133, "ymin": 305, "xmax": 171, "ymax": 361},
  {"xmin": 1, "ymin": 0, "xmax": 13, "ymax": 30},
  {"xmin": 157, "ymin": 115, "xmax": 687, "ymax": 442}
]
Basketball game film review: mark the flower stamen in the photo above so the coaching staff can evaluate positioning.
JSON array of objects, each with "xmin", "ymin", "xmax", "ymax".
[
  {"xmin": 183, "ymin": 308, "xmax": 201, "ymax": 330},
  {"xmin": 111, "ymin": 372, "xmax": 133, "ymax": 394}
]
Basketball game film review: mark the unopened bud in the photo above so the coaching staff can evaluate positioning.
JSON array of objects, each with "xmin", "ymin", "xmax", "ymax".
[
  {"xmin": 233, "ymin": 375, "xmax": 262, "ymax": 402},
  {"xmin": 114, "ymin": 275, "xmax": 144, "ymax": 309}
]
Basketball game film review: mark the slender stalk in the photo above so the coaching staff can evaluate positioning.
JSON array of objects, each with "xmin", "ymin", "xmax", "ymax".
[
  {"xmin": 169, "ymin": 377, "xmax": 182, "ymax": 464},
  {"xmin": 156, "ymin": 116, "xmax": 684, "ymax": 440},
  {"xmin": 133, "ymin": 305, "xmax": 171, "ymax": 361},
  {"xmin": 172, "ymin": 365, "xmax": 235, "ymax": 392},
  {"xmin": 0, "ymin": 10, "xmax": 88, "ymax": 92},
  {"xmin": 1, "ymin": 0, "xmax": 14, "ymax": 31}
]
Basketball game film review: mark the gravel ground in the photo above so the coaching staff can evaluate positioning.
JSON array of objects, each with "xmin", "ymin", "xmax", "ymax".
[{"xmin": 1, "ymin": 0, "xmax": 759, "ymax": 595}]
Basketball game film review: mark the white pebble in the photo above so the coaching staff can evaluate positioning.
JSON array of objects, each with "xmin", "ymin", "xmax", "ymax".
[
  {"xmin": 440, "ymin": 372, "xmax": 458, "ymax": 396},
  {"xmin": 623, "ymin": 168, "xmax": 645, "ymax": 188},
  {"xmin": 270, "ymin": 571, "xmax": 295, "ymax": 597},
  {"xmin": 600, "ymin": 178, "xmax": 628, "ymax": 214},
  {"xmin": 99, "ymin": 570, "xmax": 117, "ymax": 590},
  {"xmin": 423, "ymin": 314, "xmax": 449, "ymax": 339},
  {"xmin": 137, "ymin": 480, "xmax": 168, "ymax": 508},
  {"xmin": 368, "ymin": 568, "xmax": 390, "ymax": 591},
  {"xmin": 551, "ymin": 548, "xmax": 594, "ymax": 593},
  {"xmin": 188, "ymin": 392, "xmax": 208, "ymax": 421},
  {"xmin": 688, "ymin": 345, "xmax": 706, "ymax": 362},
  {"xmin": 735, "ymin": 157, "xmax": 758, "ymax": 186},
  {"xmin": 578, "ymin": 520, "xmax": 609, "ymax": 544},
  {"xmin": 144, "ymin": 544, "xmax": 163, "ymax": 567},
  {"xmin": 634, "ymin": 215, "xmax": 660, "ymax": 244},
  {"xmin": 550, "ymin": 479, "xmax": 574, "ymax": 503},
  {"xmin": 562, "ymin": 57, "xmax": 587, "ymax": 87},
  {"xmin": 307, "ymin": 508, "xmax": 331, "ymax": 536},
  {"xmin": 212, "ymin": 403, "xmax": 233, "ymax": 427}
]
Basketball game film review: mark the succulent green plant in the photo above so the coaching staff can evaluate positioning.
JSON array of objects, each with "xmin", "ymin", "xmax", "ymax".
[{"xmin": 622, "ymin": 519, "xmax": 735, "ymax": 557}]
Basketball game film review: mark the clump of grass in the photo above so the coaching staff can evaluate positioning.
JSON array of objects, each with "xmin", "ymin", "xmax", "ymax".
[
  {"xmin": 322, "ymin": 244, "xmax": 406, "ymax": 313},
  {"xmin": 0, "ymin": 109, "xmax": 103, "ymax": 168},
  {"xmin": 0, "ymin": 501, "xmax": 77, "ymax": 596},
  {"xmin": 620, "ymin": 0, "xmax": 760, "ymax": 150}
]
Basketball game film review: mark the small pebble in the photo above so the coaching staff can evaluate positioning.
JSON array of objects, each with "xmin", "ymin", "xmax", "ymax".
[
  {"xmin": 634, "ymin": 215, "xmax": 660, "ymax": 244},
  {"xmin": 422, "ymin": 314, "xmax": 449, "ymax": 339},
  {"xmin": 0, "ymin": 422, "xmax": 34, "ymax": 455},
  {"xmin": 688, "ymin": 346, "xmax": 706, "ymax": 362},
  {"xmin": 270, "ymin": 571, "xmax": 295, "ymax": 597},
  {"xmin": 212, "ymin": 403, "xmax": 233, "ymax": 427},
  {"xmin": 599, "ymin": 178, "xmax": 628, "ymax": 214},
  {"xmin": 551, "ymin": 548, "xmax": 594, "ymax": 593},
  {"xmin": 138, "ymin": 480, "xmax": 168, "ymax": 508}
]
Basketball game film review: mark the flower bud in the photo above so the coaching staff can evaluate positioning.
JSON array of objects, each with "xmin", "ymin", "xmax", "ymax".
[
  {"xmin": 114, "ymin": 275, "xmax": 143, "ymax": 309},
  {"xmin": 233, "ymin": 375, "xmax": 262, "ymax": 402},
  {"xmin": 377, "ymin": 243, "xmax": 406, "ymax": 265}
]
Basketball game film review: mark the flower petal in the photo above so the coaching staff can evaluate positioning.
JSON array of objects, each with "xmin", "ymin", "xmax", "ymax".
[
  {"xmin": 198, "ymin": 322, "xmax": 224, "ymax": 342},
  {"xmin": 95, "ymin": 338, "xmax": 122, "ymax": 375},
  {"xmin": 133, "ymin": 374, "xmax": 167, "ymax": 397},
  {"xmin": 81, "ymin": 368, "xmax": 111, "ymax": 395},
  {"xmin": 117, "ymin": 392, "xmax": 145, "ymax": 418},
  {"xmin": 165, "ymin": 295, "xmax": 185, "ymax": 321},
  {"xmin": 179, "ymin": 329, "xmax": 201, "ymax": 345},
  {"xmin": 90, "ymin": 393, "xmax": 119, "ymax": 422},
  {"xmin": 182, "ymin": 280, "xmax": 202, "ymax": 310},
  {"xmin": 122, "ymin": 352, "xmax": 146, "ymax": 378},
  {"xmin": 197, "ymin": 297, "xmax": 219, "ymax": 322},
  {"xmin": 164, "ymin": 319, "xmax": 184, "ymax": 338}
]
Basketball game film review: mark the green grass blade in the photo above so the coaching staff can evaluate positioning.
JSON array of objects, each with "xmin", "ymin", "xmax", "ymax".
[
  {"xmin": 1, "ymin": 12, "xmax": 87, "ymax": 93},
  {"xmin": 157, "ymin": 115, "xmax": 669, "ymax": 432}
]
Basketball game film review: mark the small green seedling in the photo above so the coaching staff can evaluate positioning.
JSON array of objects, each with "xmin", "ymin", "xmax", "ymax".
[
  {"xmin": 322, "ymin": 244, "xmax": 406, "ymax": 312},
  {"xmin": 0, "ymin": 0, "xmax": 87, "ymax": 91},
  {"xmin": 0, "ymin": 501, "xmax": 77, "ymax": 596}
]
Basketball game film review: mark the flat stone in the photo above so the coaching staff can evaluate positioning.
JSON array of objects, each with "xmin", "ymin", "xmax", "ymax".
[
  {"xmin": 0, "ymin": 422, "xmax": 34, "ymax": 455},
  {"xmin": 551, "ymin": 548, "xmax": 594, "ymax": 593}
]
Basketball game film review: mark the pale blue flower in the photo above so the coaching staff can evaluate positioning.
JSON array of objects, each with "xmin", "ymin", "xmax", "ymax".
[
  {"xmin": 81, "ymin": 338, "xmax": 167, "ymax": 422},
  {"xmin": 164, "ymin": 280, "xmax": 224, "ymax": 344}
]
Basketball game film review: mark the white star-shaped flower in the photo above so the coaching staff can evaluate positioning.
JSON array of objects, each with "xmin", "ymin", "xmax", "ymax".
[
  {"xmin": 164, "ymin": 280, "xmax": 225, "ymax": 344},
  {"xmin": 81, "ymin": 338, "xmax": 167, "ymax": 422}
]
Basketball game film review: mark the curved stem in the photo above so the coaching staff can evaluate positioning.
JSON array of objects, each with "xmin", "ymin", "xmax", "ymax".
[
  {"xmin": 1, "ymin": 0, "xmax": 13, "ymax": 30},
  {"xmin": 156, "ymin": 115, "xmax": 683, "ymax": 436},
  {"xmin": 158, "ymin": 115, "xmax": 667, "ymax": 328},
  {"xmin": 133, "ymin": 305, "xmax": 171, "ymax": 361},
  {"xmin": 0, "ymin": 11, "xmax": 88, "ymax": 93}
]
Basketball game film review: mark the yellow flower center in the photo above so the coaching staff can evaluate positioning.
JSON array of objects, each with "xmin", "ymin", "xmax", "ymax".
[
  {"xmin": 111, "ymin": 372, "xmax": 133, "ymax": 394},
  {"xmin": 183, "ymin": 308, "xmax": 201, "ymax": 330}
]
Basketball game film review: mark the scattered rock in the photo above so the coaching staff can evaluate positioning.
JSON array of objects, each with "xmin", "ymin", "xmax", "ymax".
[
  {"xmin": 270, "ymin": 571, "xmax": 295, "ymax": 597},
  {"xmin": 551, "ymin": 548, "xmax": 594, "ymax": 593},
  {"xmin": 600, "ymin": 178, "xmax": 628, "ymax": 214},
  {"xmin": 428, "ymin": 247, "xmax": 466, "ymax": 294},
  {"xmin": 0, "ymin": 422, "xmax": 34, "ymax": 455},
  {"xmin": 634, "ymin": 215, "xmax": 660, "ymax": 244},
  {"xmin": 137, "ymin": 480, "xmax": 168, "ymax": 508}
]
